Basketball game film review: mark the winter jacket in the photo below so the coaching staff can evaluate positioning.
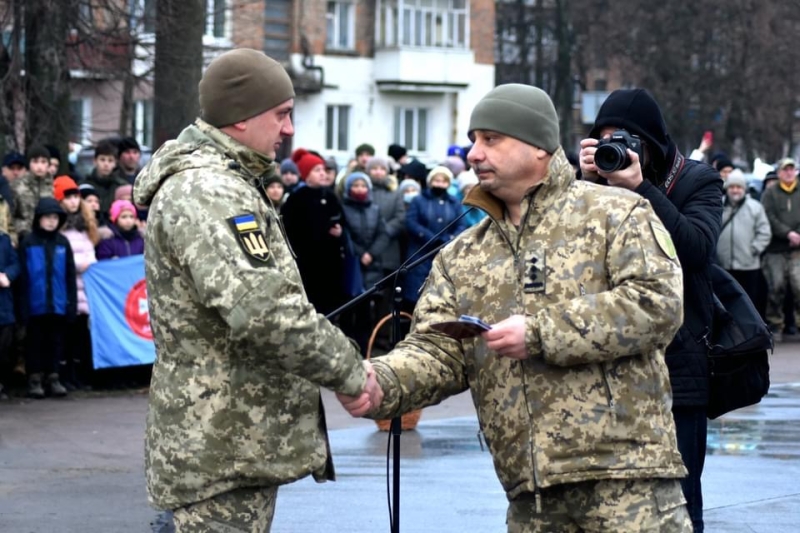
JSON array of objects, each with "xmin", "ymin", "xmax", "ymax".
[
  {"xmin": 404, "ymin": 189, "xmax": 466, "ymax": 303},
  {"xmin": 95, "ymin": 224, "xmax": 145, "ymax": 260},
  {"xmin": 11, "ymin": 171, "xmax": 53, "ymax": 238},
  {"xmin": 61, "ymin": 227, "xmax": 97, "ymax": 315},
  {"xmin": 81, "ymin": 168, "xmax": 130, "ymax": 216},
  {"xmin": 341, "ymin": 196, "xmax": 390, "ymax": 288},
  {"xmin": 591, "ymin": 88, "xmax": 723, "ymax": 407},
  {"xmin": 716, "ymin": 197, "xmax": 771, "ymax": 271},
  {"xmin": 0, "ymin": 232, "xmax": 20, "ymax": 326},
  {"xmin": 281, "ymin": 184, "xmax": 348, "ymax": 315},
  {"xmin": 370, "ymin": 149, "xmax": 687, "ymax": 500},
  {"xmin": 18, "ymin": 202, "xmax": 77, "ymax": 322},
  {"xmin": 370, "ymin": 178, "xmax": 406, "ymax": 271},
  {"xmin": 761, "ymin": 181, "xmax": 800, "ymax": 254},
  {"xmin": 134, "ymin": 119, "xmax": 366, "ymax": 509}
]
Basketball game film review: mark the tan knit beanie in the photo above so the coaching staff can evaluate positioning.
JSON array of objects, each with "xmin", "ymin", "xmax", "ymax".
[{"xmin": 199, "ymin": 48, "xmax": 296, "ymax": 127}]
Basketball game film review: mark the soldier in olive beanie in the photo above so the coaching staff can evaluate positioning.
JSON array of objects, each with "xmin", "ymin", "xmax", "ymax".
[
  {"xmin": 468, "ymin": 84, "xmax": 560, "ymax": 154},
  {"xmin": 199, "ymin": 48, "xmax": 296, "ymax": 127}
]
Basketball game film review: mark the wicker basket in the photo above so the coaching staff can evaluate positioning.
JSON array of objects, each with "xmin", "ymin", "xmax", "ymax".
[{"xmin": 367, "ymin": 311, "xmax": 422, "ymax": 431}]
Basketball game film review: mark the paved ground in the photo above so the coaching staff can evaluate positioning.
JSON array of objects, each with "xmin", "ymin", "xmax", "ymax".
[{"xmin": 0, "ymin": 344, "xmax": 798, "ymax": 532}]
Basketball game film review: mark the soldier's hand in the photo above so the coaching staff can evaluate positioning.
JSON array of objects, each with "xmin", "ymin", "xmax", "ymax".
[
  {"xmin": 482, "ymin": 314, "xmax": 528, "ymax": 360},
  {"xmin": 336, "ymin": 361, "xmax": 382, "ymax": 417}
]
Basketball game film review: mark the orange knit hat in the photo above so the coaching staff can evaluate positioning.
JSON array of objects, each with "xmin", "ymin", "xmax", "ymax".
[{"xmin": 53, "ymin": 175, "xmax": 80, "ymax": 202}]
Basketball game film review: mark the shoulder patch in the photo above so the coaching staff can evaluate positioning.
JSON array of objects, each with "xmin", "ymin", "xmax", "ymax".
[
  {"xmin": 227, "ymin": 213, "xmax": 271, "ymax": 266},
  {"xmin": 650, "ymin": 220, "xmax": 677, "ymax": 260}
]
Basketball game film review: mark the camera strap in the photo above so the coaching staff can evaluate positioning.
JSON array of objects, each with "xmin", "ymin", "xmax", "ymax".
[{"xmin": 663, "ymin": 151, "xmax": 686, "ymax": 197}]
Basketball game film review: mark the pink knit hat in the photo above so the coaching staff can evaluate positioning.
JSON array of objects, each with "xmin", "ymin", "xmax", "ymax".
[{"xmin": 109, "ymin": 199, "xmax": 137, "ymax": 224}]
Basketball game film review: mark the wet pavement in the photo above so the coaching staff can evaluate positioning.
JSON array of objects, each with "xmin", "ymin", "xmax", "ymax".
[{"xmin": 1, "ymin": 347, "xmax": 799, "ymax": 532}]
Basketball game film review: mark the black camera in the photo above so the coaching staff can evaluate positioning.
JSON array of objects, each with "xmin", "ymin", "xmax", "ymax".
[{"xmin": 594, "ymin": 130, "xmax": 643, "ymax": 172}]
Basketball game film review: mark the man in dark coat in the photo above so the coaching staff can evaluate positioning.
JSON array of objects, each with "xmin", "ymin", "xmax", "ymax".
[{"xmin": 580, "ymin": 88, "xmax": 723, "ymax": 533}]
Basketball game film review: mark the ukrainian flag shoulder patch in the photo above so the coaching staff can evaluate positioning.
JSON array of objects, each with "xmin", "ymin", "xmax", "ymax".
[{"xmin": 227, "ymin": 213, "xmax": 270, "ymax": 265}]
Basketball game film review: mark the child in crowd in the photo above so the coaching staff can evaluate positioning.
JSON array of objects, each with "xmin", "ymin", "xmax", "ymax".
[
  {"xmin": 262, "ymin": 175, "xmax": 285, "ymax": 210},
  {"xmin": 12, "ymin": 144, "xmax": 54, "ymax": 239},
  {"xmin": 54, "ymin": 176, "xmax": 98, "ymax": 390},
  {"xmin": 0, "ymin": 226, "xmax": 19, "ymax": 400},
  {"xmin": 280, "ymin": 158, "xmax": 301, "ymax": 196},
  {"xmin": 340, "ymin": 171, "xmax": 390, "ymax": 354},
  {"xmin": 81, "ymin": 139, "xmax": 129, "ymax": 215},
  {"xmin": 19, "ymin": 198, "xmax": 77, "ymax": 398},
  {"xmin": 96, "ymin": 200, "xmax": 144, "ymax": 260}
]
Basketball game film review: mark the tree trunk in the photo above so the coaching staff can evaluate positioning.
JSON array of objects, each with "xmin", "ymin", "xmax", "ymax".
[
  {"xmin": 153, "ymin": 0, "xmax": 204, "ymax": 148},
  {"xmin": 24, "ymin": 0, "xmax": 74, "ymax": 154}
]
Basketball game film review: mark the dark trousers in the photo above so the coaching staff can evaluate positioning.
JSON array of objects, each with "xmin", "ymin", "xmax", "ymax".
[
  {"xmin": 25, "ymin": 314, "xmax": 66, "ymax": 376},
  {"xmin": 0, "ymin": 323, "xmax": 15, "ymax": 385},
  {"xmin": 673, "ymin": 406, "xmax": 708, "ymax": 532}
]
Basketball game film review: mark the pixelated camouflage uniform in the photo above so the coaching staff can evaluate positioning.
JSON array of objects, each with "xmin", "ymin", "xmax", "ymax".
[
  {"xmin": 11, "ymin": 171, "xmax": 53, "ymax": 238},
  {"xmin": 370, "ymin": 148, "xmax": 688, "ymax": 503},
  {"xmin": 134, "ymin": 118, "xmax": 367, "ymax": 511}
]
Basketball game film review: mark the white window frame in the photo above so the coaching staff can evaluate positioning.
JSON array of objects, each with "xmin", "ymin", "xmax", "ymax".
[
  {"xmin": 376, "ymin": 0, "xmax": 469, "ymax": 49},
  {"xmin": 204, "ymin": 0, "xmax": 231, "ymax": 40},
  {"xmin": 134, "ymin": 100, "xmax": 154, "ymax": 149},
  {"xmin": 131, "ymin": 0, "xmax": 157, "ymax": 36},
  {"xmin": 394, "ymin": 107, "xmax": 428, "ymax": 153},
  {"xmin": 325, "ymin": 105, "xmax": 351, "ymax": 152},
  {"xmin": 326, "ymin": 0, "xmax": 356, "ymax": 51},
  {"xmin": 71, "ymin": 98, "xmax": 93, "ymax": 145}
]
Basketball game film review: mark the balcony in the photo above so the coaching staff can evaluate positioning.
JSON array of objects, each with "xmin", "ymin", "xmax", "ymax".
[{"xmin": 374, "ymin": 47, "xmax": 475, "ymax": 91}]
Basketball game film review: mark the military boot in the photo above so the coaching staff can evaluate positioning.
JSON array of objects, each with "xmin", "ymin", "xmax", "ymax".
[
  {"xmin": 27, "ymin": 373, "xmax": 45, "ymax": 399},
  {"xmin": 46, "ymin": 373, "xmax": 68, "ymax": 397}
]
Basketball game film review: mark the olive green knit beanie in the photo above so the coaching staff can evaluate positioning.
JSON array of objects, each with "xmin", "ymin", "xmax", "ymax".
[
  {"xmin": 199, "ymin": 48, "xmax": 296, "ymax": 127},
  {"xmin": 468, "ymin": 84, "xmax": 560, "ymax": 153}
]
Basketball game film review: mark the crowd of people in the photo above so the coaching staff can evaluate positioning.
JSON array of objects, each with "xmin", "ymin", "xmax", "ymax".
[{"xmin": 0, "ymin": 138, "xmax": 146, "ymax": 400}]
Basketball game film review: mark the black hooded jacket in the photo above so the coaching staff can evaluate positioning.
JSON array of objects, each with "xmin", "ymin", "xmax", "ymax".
[{"xmin": 592, "ymin": 89, "xmax": 723, "ymax": 407}]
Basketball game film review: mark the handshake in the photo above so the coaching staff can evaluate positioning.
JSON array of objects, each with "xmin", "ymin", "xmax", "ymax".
[{"xmin": 337, "ymin": 361, "xmax": 384, "ymax": 417}]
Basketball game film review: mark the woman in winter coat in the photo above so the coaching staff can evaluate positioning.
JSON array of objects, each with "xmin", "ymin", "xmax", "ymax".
[
  {"xmin": 403, "ymin": 166, "xmax": 466, "ymax": 309},
  {"xmin": 339, "ymin": 172, "xmax": 390, "ymax": 354},
  {"xmin": 281, "ymin": 149, "xmax": 348, "ymax": 316},
  {"xmin": 95, "ymin": 200, "xmax": 144, "ymax": 260}
]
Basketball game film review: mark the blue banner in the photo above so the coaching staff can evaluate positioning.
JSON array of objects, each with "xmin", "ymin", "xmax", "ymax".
[{"xmin": 83, "ymin": 255, "xmax": 155, "ymax": 369}]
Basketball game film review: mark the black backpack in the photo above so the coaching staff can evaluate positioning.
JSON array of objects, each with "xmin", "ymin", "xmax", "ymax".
[{"xmin": 705, "ymin": 264, "xmax": 772, "ymax": 419}]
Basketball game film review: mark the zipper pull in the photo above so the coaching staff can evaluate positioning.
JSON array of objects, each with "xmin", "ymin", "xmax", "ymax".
[
  {"xmin": 535, "ymin": 488, "xmax": 542, "ymax": 514},
  {"xmin": 476, "ymin": 430, "xmax": 485, "ymax": 452},
  {"xmin": 579, "ymin": 283, "xmax": 586, "ymax": 296}
]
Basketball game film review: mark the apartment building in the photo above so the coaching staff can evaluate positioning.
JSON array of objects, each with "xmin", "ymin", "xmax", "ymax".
[{"xmin": 66, "ymin": 0, "xmax": 496, "ymax": 164}]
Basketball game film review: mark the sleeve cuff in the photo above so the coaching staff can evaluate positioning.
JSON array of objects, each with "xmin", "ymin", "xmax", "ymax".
[{"xmin": 525, "ymin": 314, "xmax": 543, "ymax": 359}]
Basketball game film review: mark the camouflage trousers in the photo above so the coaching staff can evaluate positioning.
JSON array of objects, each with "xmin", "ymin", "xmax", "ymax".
[
  {"xmin": 172, "ymin": 486, "xmax": 278, "ymax": 533},
  {"xmin": 762, "ymin": 251, "xmax": 800, "ymax": 330},
  {"xmin": 507, "ymin": 479, "xmax": 691, "ymax": 533}
]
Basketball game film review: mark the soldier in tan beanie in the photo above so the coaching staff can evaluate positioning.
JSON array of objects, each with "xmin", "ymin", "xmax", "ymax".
[
  {"xmin": 337, "ymin": 84, "xmax": 691, "ymax": 531},
  {"xmin": 136, "ymin": 48, "xmax": 376, "ymax": 532}
]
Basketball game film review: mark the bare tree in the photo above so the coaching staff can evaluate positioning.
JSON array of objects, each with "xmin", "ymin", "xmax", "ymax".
[{"xmin": 153, "ymin": 0, "xmax": 205, "ymax": 148}]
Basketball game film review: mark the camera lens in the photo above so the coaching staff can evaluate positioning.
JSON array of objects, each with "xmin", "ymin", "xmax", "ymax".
[{"xmin": 595, "ymin": 144, "xmax": 629, "ymax": 172}]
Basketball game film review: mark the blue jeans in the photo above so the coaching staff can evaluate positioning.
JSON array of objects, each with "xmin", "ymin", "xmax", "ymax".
[{"xmin": 673, "ymin": 406, "xmax": 707, "ymax": 532}]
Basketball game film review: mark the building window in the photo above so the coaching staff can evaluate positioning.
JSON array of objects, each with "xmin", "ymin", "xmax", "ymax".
[
  {"xmin": 377, "ymin": 0, "xmax": 468, "ymax": 49},
  {"xmin": 326, "ymin": 105, "xmax": 350, "ymax": 151},
  {"xmin": 131, "ymin": 0, "xmax": 156, "ymax": 34},
  {"xmin": 206, "ymin": 0, "xmax": 227, "ymax": 39},
  {"xmin": 394, "ymin": 107, "xmax": 427, "ymax": 153},
  {"xmin": 70, "ymin": 98, "xmax": 92, "ymax": 144},
  {"xmin": 134, "ymin": 100, "xmax": 154, "ymax": 148},
  {"xmin": 326, "ymin": 1, "xmax": 355, "ymax": 50}
]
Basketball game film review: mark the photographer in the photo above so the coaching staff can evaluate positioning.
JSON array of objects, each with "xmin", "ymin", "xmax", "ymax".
[{"xmin": 580, "ymin": 88, "xmax": 723, "ymax": 533}]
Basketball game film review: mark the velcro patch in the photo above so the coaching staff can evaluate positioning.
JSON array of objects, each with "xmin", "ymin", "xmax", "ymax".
[
  {"xmin": 650, "ymin": 220, "xmax": 677, "ymax": 260},
  {"xmin": 227, "ymin": 213, "xmax": 271, "ymax": 266}
]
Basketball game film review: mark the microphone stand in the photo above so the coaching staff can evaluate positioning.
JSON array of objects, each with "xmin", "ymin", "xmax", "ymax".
[{"xmin": 326, "ymin": 207, "xmax": 474, "ymax": 533}]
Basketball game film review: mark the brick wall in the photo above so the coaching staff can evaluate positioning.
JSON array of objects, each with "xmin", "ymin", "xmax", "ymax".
[
  {"xmin": 231, "ymin": 0, "xmax": 265, "ymax": 50},
  {"xmin": 471, "ymin": 0, "xmax": 495, "ymax": 65}
]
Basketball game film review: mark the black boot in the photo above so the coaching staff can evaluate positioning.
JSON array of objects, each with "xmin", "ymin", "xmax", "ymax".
[{"xmin": 27, "ymin": 373, "xmax": 45, "ymax": 399}]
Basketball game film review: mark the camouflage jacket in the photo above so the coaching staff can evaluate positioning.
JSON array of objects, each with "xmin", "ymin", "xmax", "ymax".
[
  {"xmin": 370, "ymin": 148, "xmax": 688, "ymax": 500},
  {"xmin": 135, "ymin": 119, "xmax": 367, "ymax": 510},
  {"xmin": 11, "ymin": 171, "xmax": 53, "ymax": 238}
]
